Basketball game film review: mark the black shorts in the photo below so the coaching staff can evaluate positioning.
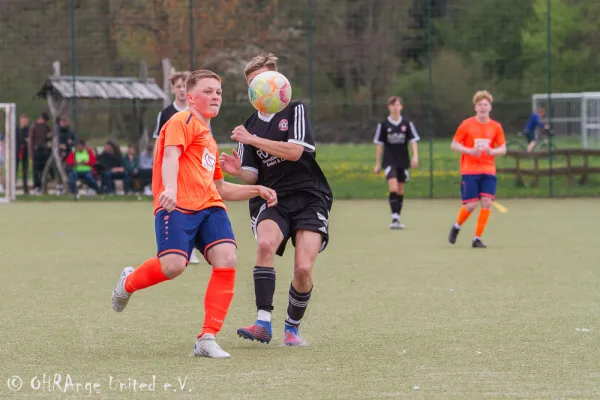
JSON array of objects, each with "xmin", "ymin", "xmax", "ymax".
[
  {"xmin": 524, "ymin": 130, "xmax": 536, "ymax": 143},
  {"xmin": 250, "ymin": 193, "xmax": 332, "ymax": 257},
  {"xmin": 384, "ymin": 166, "xmax": 410, "ymax": 182}
]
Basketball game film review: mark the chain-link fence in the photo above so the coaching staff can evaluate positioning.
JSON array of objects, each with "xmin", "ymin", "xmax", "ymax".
[{"xmin": 1, "ymin": 0, "xmax": 599, "ymax": 197}]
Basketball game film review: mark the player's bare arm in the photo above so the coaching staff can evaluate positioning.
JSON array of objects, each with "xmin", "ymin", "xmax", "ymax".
[
  {"xmin": 219, "ymin": 149, "xmax": 259, "ymax": 184},
  {"xmin": 214, "ymin": 179, "xmax": 277, "ymax": 207},
  {"xmin": 486, "ymin": 143, "xmax": 507, "ymax": 156},
  {"xmin": 231, "ymin": 125, "xmax": 304, "ymax": 161},
  {"xmin": 158, "ymin": 145, "xmax": 181, "ymax": 212},
  {"xmin": 410, "ymin": 140, "xmax": 419, "ymax": 168},
  {"xmin": 451, "ymin": 140, "xmax": 480, "ymax": 156},
  {"xmin": 374, "ymin": 143, "xmax": 383, "ymax": 174}
]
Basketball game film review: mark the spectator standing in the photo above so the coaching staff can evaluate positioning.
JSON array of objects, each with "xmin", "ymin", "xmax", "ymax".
[
  {"xmin": 16, "ymin": 114, "xmax": 30, "ymax": 194},
  {"xmin": 28, "ymin": 112, "xmax": 52, "ymax": 195}
]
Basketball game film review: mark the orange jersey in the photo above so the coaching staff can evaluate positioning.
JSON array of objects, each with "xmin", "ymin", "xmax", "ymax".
[
  {"xmin": 453, "ymin": 117, "xmax": 506, "ymax": 175},
  {"xmin": 152, "ymin": 111, "xmax": 225, "ymax": 213}
]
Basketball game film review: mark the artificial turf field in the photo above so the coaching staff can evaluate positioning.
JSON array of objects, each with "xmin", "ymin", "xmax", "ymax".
[{"xmin": 1, "ymin": 199, "xmax": 599, "ymax": 399}]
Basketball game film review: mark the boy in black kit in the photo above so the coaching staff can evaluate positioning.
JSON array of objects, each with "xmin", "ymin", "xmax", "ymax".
[
  {"xmin": 374, "ymin": 96, "xmax": 420, "ymax": 229},
  {"xmin": 220, "ymin": 53, "xmax": 332, "ymax": 346}
]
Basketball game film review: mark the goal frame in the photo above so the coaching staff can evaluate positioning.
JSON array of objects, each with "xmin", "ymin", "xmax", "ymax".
[
  {"xmin": 0, "ymin": 103, "xmax": 17, "ymax": 203},
  {"xmin": 532, "ymin": 92, "xmax": 600, "ymax": 149}
]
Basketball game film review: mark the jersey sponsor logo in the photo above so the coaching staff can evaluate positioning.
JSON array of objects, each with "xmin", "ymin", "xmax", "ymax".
[
  {"xmin": 202, "ymin": 147, "xmax": 216, "ymax": 172},
  {"xmin": 256, "ymin": 149, "xmax": 284, "ymax": 167},
  {"xmin": 387, "ymin": 132, "xmax": 406, "ymax": 144},
  {"xmin": 474, "ymin": 138, "xmax": 491, "ymax": 150},
  {"xmin": 257, "ymin": 149, "xmax": 270, "ymax": 160},
  {"xmin": 279, "ymin": 119, "xmax": 289, "ymax": 131}
]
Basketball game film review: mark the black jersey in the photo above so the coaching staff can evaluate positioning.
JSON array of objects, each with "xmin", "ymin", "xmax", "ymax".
[
  {"xmin": 152, "ymin": 102, "xmax": 187, "ymax": 139},
  {"xmin": 373, "ymin": 116, "xmax": 420, "ymax": 169},
  {"xmin": 239, "ymin": 100, "xmax": 332, "ymax": 201}
]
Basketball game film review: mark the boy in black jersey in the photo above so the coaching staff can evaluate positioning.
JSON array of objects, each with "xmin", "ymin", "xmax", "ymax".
[
  {"xmin": 373, "ymin": 96, "xmax": 420, "ymax": 229},
  {"xmin": 220, "ymin": 53, "xmax": 332, "ymax": 346},
  {"xmin": 152, "ymin": 70, "xmax": 190, "ymax": 140}
]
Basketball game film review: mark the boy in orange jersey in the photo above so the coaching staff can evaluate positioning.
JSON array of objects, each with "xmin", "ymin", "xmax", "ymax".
[
  {"xmin": 448, "ymin": 90, "xmax": 506, "ymax": 248},
  {"xmin": 111, "ymin": 70, "xmax": 278, "ymax": 358}
]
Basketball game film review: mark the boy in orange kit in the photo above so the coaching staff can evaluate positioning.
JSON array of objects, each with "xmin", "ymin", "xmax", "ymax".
[
  {"xmin": 111, "ymin": 70, "xmax": 277, "ymax": 358},
  {"xmin": 448, "ymin": 91, "xmax": 506, "ymax": 248}
]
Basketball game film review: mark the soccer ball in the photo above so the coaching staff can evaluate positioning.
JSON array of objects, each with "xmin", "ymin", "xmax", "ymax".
[{"xmin": 248, "ymin": 71, "xmax": 292, "ymax": 114}]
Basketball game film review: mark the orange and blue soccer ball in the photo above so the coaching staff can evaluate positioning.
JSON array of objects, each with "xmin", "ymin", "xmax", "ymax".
[{"xmin": 248, "ymin": 71, "xmax": 292, "ymax": 114}]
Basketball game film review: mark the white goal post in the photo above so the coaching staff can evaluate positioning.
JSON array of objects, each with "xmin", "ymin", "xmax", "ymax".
[
  {"xmin": 532, "ymin": 92, "xmax": 600, "ymax": 149},
  {"xmin": 0, "ymin": 103, "xmax": 17, "ymax": 203}
]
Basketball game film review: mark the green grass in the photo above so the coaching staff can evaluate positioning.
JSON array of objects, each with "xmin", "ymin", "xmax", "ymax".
[
  {"xmin": 1, "ymin": 200, "xmax": 600, "ymax": 399},
  {"xmin": 222, "ymin": 137, "xmax": 600, "ymax": 199},
  {"xmin": 11, "ymin": 137, "xmax": 600, "ymax": 201}
]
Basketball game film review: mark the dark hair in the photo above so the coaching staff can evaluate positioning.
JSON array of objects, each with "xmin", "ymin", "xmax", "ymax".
[
  {"xmin": 41, "ymin": 112, "xmax": 50, "ymax": 122},
  {"xmin": 78, "ymin": 139, "xmax": 86, "ymax": 146}
]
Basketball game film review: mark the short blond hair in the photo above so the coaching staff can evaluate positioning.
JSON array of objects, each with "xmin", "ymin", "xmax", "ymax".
[
  {"xmin": 185, "ymin": 70, "xmax": 221, "ymax": 92},
  {"xmin": 244, "ymin": 53, "xmax": 278, "ymax": 79},
  {"xmin": 169, "ymin": 70, "xmax": 190, "ymax": 86},
  {"xmin": 473, "ymin": 90, "xmax": 493, "ymax": 104}
]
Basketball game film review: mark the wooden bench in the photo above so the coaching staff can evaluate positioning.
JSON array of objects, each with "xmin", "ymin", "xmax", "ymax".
[{"xmin": 498, "ymin": 148, "xmax": 600, "ymax": 187}]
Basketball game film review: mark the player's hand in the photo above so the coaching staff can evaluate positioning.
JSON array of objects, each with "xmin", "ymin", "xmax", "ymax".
[
  {"xmin": 158, "ymin": 188, "xmax": 177, "ymax": 212},
  {"xmin": 411, "ymin": 157, "xmax": 419, "ymax": 168},
  {"xmin": 231, "ymin": 125, "xmax": 254, "ymax": 145},
  {"xmin": 219, "ymin": 149, "xmax": 242, "ymax": 176},
  {"xmin": 374, "ymin": 165, "xmax": 381, "ymax": 174},
  {"xmin": 258, "ymin": 186, "xmax": 277, "ymax": 207},
  {"xmin": 470, "ymin": 147, "xmax": 482, "ymax": 157}
]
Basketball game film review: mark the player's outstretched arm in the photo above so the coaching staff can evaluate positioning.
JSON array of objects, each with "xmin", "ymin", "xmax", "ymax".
[
  {"xmin": 219, "ymin": 149, "xmax": 258, "ymax": 184},
  {"xmin": 231, "ymin": 125, "xmax": 303, "ymax": 161},
  {"xmin": 214, "ymin": 179, "xmax": 277, "ymax": 207}
]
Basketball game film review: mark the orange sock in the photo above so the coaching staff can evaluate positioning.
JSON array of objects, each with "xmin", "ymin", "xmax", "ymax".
[
  {"xmin": 456, "ymin": 206, "xmax": 473, "ymax": 226},
  {"xmin": 199, "ymin": 268, "xmax": 236, "ymax": 337},
  {"xmin": 475, "ymin": 208, "xmax": 491, "ymax": 237},
  {"xmin": 124, "ymin": 257, "xmax": 170, "ymax": 293}
]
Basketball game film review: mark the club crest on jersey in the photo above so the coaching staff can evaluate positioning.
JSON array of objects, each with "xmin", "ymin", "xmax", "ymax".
[
  {"xmin": 202, "ymin": 148, "xmax": 216, "ymax": 172},
  {"xmin": 279, "ymin": 119, "xmax": 289, "ymax": 131},
  {"xmin": 402, "ymin": 125, "xmax": 407, "ymax": 132}
]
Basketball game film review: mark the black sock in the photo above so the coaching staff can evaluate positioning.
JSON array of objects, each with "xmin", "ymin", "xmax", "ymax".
[
  {"xmin": 397, "ymin": 194, "xmax": 404, "ymax": 217},
  {"xmin": 253, "ymin": 266, "xmax": 275, "ymax": 312},
  {"xmin": 389, "ymin": 192, "xmax": 400, "ymax": 218},
  {"xmin": 285, "ymin": 284, "xmax": 312, "ymax": 327}
]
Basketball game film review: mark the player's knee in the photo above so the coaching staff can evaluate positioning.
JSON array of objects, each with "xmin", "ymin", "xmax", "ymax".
[
  {"xmin": 160, "ymin": 255, "xmax": 187, "ymax": 278},
  {"xmin": 257, "ymin": 236, "xmax": 279, "ymax": 257},
  {"xmin": 465, "ymin": 202, "xmax": 478, "ymax": 212},
  {"xmin": 293, "ymin": 261, "xmax": 313, "ymax": 283},
  {"xmin": 219, "ymin": 251, "xmax": 238, "ymax": 268},
  {"xmin": 481, "ymin": 197, "xmax": 493, "ymax": 209}
]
